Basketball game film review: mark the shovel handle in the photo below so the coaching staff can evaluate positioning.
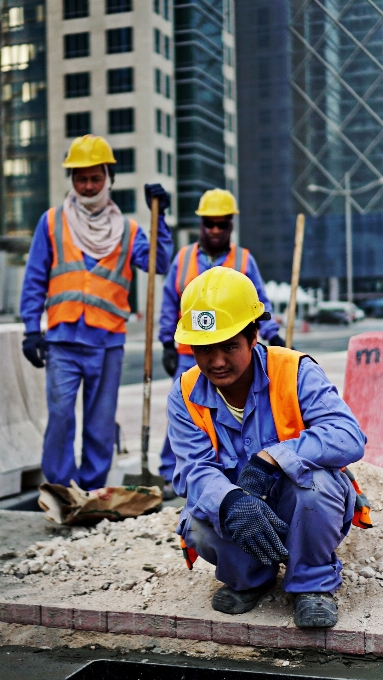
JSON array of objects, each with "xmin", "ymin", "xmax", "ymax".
[
  {"xmin": 141, "ymin": 196, "xmax": 159, "ymax": 469},
  {"xmin": 286, "ymin": 214, "xmax": 305, "ymax": 349}
]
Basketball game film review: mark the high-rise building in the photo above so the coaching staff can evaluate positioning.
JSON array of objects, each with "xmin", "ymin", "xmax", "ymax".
[
  {"xmin": 174, "ymin": 0, "xmax": 237, "ymax": 241},
  {"xmin": 235, "ymin": 0, "xmax": 293, "ymax": 283},
  {"xmin": 236, "ymin": 0, "xmax": 383, "ymax": 298},
  {"xmin": 0, "ymin": 0, "xmax": 48, "ymax": 250},
  {"xmin": 0, "ymin": 0, "xmax": 177, "ymax": 313}
]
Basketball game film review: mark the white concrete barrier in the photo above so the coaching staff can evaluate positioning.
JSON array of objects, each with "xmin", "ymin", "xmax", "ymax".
[{"xmin": 0, "ymin": 324, "xmax": 46, "ymax": 497}]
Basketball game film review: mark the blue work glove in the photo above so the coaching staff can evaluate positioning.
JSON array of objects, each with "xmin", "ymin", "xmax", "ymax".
[
  {"xmin": 162, "ymin": 342, "xmax": 178, "ymax": 377},
  {"xmin": 144, "ymin": 183, "xmax": 171, "ymax": 214},
  {"xmin": 269, "ymin": 335, "xmax": 286, "ymax": 347},
  {"xmin": 237, "ymin": 455, "xmax": 277, "ymax": 499},
  {"xmin": 220, "ymin": 490, "xmax": 289, "ymax": 565},
  {"xmin": 22, "ymin": 332, "xmax": 47, "ymax": 368}
]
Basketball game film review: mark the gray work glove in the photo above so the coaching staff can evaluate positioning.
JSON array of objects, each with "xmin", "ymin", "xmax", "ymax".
[
  {"xmin": 269, "ymin": 335, "xmax": 286, "ymax": 347},
  {"xmin": 220, "ymin": 489, "xmax": 289, "ymax": 566},
  {"xmin": 162, "ymin": 342, "xmax": 178, "ymax": 377},
  {"xmin": 22, "ymin": 332, "xmax": 47, "ymax": 368},
  {"xmin": 237, "ymin": 455, "xmax": 277, "ymax": 499}
]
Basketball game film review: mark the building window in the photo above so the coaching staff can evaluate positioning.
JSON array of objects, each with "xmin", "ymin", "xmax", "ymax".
[
  {"xmin": 106, "ymin": 0, "xmax": 132, "ymax": 13},
  {"xmin": 166, "ymin": 153, "xmax": 172, "ymax": 176},
  {"xmin": 155, "ymin": 68, "xmax": 161, "ymax": 94},
  {"xmin": 111, "ymin": 189, "xmax": 136, "ymax": 213},
  {"xmin": 66, "ymin": 111, "xmax": 91, "ymax": 137},
  {"xmin": 226, "ymin": 112, "xmax": 233, "ymax": 131},
  {"xmin": 154, "ymin": 28, "xmax": 161, "ymax": 54},
  {"xmin": 63, "ymin": 0, "xmax": 88, "ymax": 20},
  {"xmin": 113, "ymin": 148, "xmax": 135, "ymax": 172},
  {"xmin": 225, "ymin": 78, "xmax": 233, "ymax": 100},
  {"xmin": 156, "ymin": 149, "xmax": 163, "ymax": 173},
  {"xmin": 65, "ymin": 72, "xmax": 90, "ymax": 98},
  {"xmin": 107, "ymin": 67, "xmax": 134, "ymax": 94},
  {"xmin": 153, "ymin": 0, "xmax": 160, "ymax": 13},
  {"xmin": 155, "ymin": 109, "xmax": 162, "ymax": 133},
  {"xmin": 1, "ymin": 44, "xmax": 35, "ymax": 71},
  {"xmin": 163, "ymin": 0, "xmax": 169, "ymax": 20},
  {"xmin": 224, "ymin": 0, "xmax": 231, "ymax": 33},
  {"xmin": 64, "ymin": 32, "xmax": 90, "ymax": 59},
  {"xmin": 165, "ymin": 74, "xmax": 171, "ymax": 98},
  {"xmin": 165, "ymin": 113, "xmax": 172, "ymax": 137},
  {"xmin": 225, "ymin": 46, "xmax": 232, "ymax": 66},
  {"xmin": 226, "ymin": 146, "xmax": 234, "ymax": 165},
  {"xmin": 108, "ymin": 108, "xmax": 134, "ymax": 133},
  {"xmin": 164, "ymin": 35, "xmax": 170, "ymax": 60},
  {"xmin": 107, "ymin": 27, "xmax": 133, "ymax": 54}
]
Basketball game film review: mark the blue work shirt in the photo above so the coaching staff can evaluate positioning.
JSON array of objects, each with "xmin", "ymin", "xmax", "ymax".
[
  {"xmin": 167, "ymin": 344, "xmax": 366, "ymax": 537},
  {"xmin": 20, "ymin": 210, "xmax": 173, "ymax": 347},
  {"xmin": 158, "ymin": 245, "xmax": 280, "ymax": 345}
]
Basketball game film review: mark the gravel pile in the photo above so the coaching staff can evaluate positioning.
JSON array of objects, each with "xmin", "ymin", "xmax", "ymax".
[
  {"xmin": 0, "ymin": 460, "xmax": 382, "ymax": 631},
  {"xmin": 0, "ymin": 507, "xmax": 184, "ymax": 605}
]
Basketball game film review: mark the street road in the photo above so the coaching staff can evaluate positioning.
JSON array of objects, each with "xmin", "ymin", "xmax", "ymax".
[{"xmin": 120, "ymin": 318, "xmax": 383, "ymax": 386}]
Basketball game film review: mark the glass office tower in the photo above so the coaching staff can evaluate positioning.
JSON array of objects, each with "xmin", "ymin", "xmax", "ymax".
[
  {"xmin": 235, "ymin": 0, "xmax": 293, "ymax": 283},
  {"xmin": 174, "ymin": 0, "xmax": 225, "ymax": 230},
  {"xmin": 290, "ymin": 0, "xmax": 383, "ymax": 291},
  {"xmin": 0, "ymin": 0, "xmax": 48, "ymax": 250}
]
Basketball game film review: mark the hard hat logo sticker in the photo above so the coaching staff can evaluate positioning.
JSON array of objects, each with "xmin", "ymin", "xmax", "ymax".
[{"xmin": 192, "ymin": 310, "xmax": 216, "ymax": 332}]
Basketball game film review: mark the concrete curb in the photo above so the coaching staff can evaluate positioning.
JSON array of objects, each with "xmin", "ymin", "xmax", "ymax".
[{"xmin": 0, "ymin": 602, "xmax": 378, "ymax": 654}]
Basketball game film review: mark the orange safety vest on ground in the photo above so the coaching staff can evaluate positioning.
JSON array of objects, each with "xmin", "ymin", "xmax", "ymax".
[
  {"xmin": 175, "ymin": 242, "xmax": 249, "ymax": 355},
  {"xmin": 45, "ymin": 206, "xmax": 138, "ymax": 334},
  {"xmin": 179, "ymin": 346, "xmax": 371, "ymax": 569}
]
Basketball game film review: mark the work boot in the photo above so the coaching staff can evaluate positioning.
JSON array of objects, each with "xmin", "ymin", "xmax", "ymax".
[
  {"xmin": 212, "ymin": 581, "xmax": 275, "ymax": 615},
  {"xmin": 294, "ymin": 593, "xmax": 338, "ymax": 628},
  {"xmin": 162, "ymin": 481, "xmax": 176, "ymax": 500}
]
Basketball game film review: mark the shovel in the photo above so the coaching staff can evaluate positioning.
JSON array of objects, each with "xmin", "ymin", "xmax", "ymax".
[{"xmin": 123, "ymin": 196, "xmax": 165, "ymax": 491}]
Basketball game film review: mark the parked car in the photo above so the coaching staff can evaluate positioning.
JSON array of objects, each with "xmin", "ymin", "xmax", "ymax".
[
  {"xmin": 359, "ymin": 298, "xmax": 383, "ymax": 318},
  {"xmin": 308, "ymin": 302, "xmax": 365, "ymax": 325}
]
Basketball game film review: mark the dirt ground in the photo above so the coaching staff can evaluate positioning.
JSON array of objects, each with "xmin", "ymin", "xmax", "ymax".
[{"xmin": 0, "ymin": 460, "xmax": 382, "ymax": 636}]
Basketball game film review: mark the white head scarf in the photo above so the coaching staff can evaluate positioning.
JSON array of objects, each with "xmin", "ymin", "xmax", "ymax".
[{"xmin": 63, "ymin": 166, "xmax": 124, "ymax": 259}]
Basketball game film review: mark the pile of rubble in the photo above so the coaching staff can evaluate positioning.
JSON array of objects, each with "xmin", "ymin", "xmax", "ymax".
[{"xmin": 0, "ymin": 460, "xmax": 382, "ymax": 630}]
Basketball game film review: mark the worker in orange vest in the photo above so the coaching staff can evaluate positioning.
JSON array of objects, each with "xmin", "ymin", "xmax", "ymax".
[
  {"xmin": 168, "ymin": 267, "xmax": 366, "ymax": 628},
  {"xmin": 20, "ymin": 135, "xmax": 173, "ymax": 490},
  {"xmin": 158, "ymin": 189, "xmax": 284, "ymax": 498}
]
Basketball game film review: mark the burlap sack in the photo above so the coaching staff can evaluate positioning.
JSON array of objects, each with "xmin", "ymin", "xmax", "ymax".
[{"xmin": 38, "ymin": 480, "xmax": 162, "ymax": 525}]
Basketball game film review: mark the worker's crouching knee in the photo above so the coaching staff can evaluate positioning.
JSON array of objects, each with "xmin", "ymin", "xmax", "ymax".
[{"xmin": 271, "ymin": 468, "xmax": 355, "ymax": 532}]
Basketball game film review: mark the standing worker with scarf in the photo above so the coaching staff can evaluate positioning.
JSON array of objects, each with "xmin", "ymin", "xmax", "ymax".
[
  {"xmin": 20, "ymin": 135, "xmax": 173, "ymax": 491},
  {"xmin": 158, "ymin": 188, "xmax": 285, "ymax": 498}
]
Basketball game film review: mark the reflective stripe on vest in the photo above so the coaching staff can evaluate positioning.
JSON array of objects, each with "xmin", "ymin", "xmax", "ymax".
[
  {"xmin": 46, "ymin": 206, "xmax": 137, "ymax": 331},
  {"xmin": 176, "ymin": 243, "xmax": 249, "ymax": 354},
  {"xmin": 180, "ymin": 347, "xmax": 305, "ymax": 457}
]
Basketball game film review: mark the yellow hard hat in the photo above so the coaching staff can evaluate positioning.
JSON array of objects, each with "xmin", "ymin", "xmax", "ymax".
[
  {"xmin": 174, "ymin": 267, "xmax": 270, "ymax": 346},
  {"xmin": 195, "ymin": 188, "xmax": 239, "ymax": 216},
  {"xmin": 62, "ymin": 134, "xmax": 116, "ymax": 168}
]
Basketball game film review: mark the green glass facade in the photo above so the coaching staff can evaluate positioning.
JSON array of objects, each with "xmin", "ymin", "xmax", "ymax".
[
  {"xmin": 0, "ymin": 0, "xmax": 48, "ymax": 251},
  {"xmin": 174, "ymin": 0, "xmax": 225, "ymax": 229}
]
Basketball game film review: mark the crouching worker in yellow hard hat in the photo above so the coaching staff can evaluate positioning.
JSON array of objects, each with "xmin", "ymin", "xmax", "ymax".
[
  {"xmin": 20, "ymin": 134, "xmax": 173, "ymax": 491},
  {"xmin": 168, "ymin": 267, "xmax": 366, "ymax": 628},
  {"xmin": 159, "ymin": 188, "xmax": 285, "ymax": 499}
]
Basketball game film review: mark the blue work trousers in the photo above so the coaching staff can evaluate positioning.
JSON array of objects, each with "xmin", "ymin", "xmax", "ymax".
[
  {"xmin": 42, "ymin": 343, "xmax": 124, "ymax": 490},
  {"xmin": 181, "ymin": 469, "xmax": 354, "ymax": 594},
  {"xmin": 159, "ymin": 353, "xmax": 196, "ymax": 481}
]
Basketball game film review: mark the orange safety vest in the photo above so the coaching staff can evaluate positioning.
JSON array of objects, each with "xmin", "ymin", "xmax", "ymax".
[
  {"xmin": 175, "ymin": 242, "xmax": 249, "ymax": 355},
  {"xmin": 45, "ymin": 206, "xmax": 138, "ymax": 334},
  {"xmin": 179, "ymin": 346, "xmax": 371, "ymax": 569}
]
